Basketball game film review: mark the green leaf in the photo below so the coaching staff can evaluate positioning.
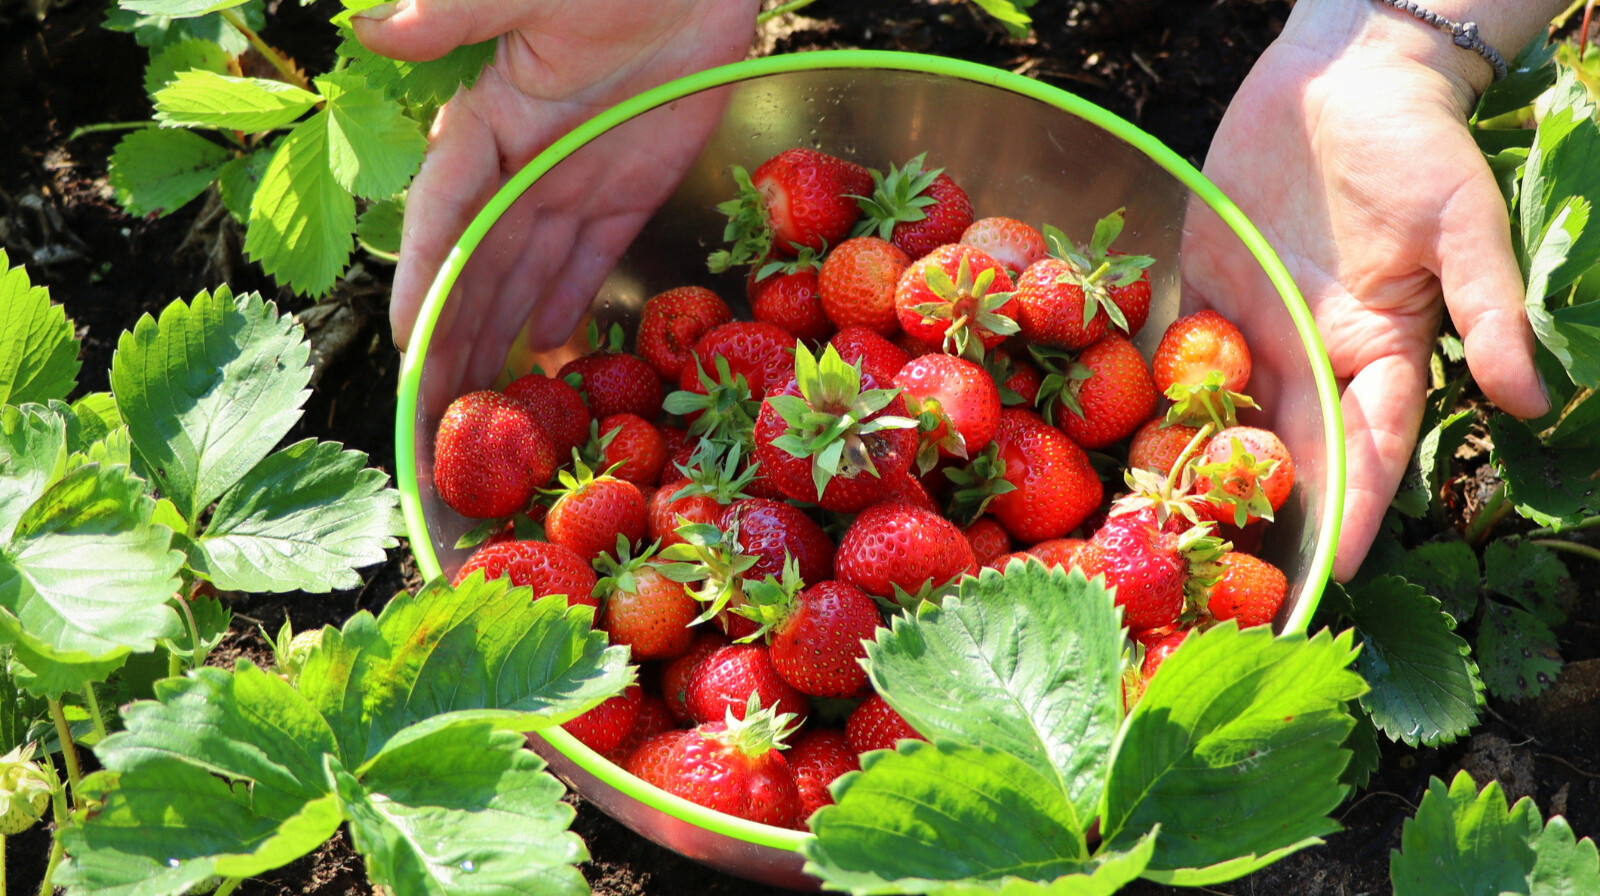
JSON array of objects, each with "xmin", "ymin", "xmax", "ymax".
[
  {"xmin": 303, "ymin": 575, "xmax": 630, "ymax": 767},
  {"xmin": 803, "ymin": 740, "xmax": 1094, "ymax": 894},
  {"xmin": 1475, "ymin": 35, "xmax": 1559, "ymax": 121},
  {"xmin": 244, "ymin": 112, "xmax": 358, "ymax": 297},
  {"xmin": 104, "ymin": 0, "xmax": 263, "ymax": 55},
  {"xmin": 1524, "ymin": 197, "xmax": 1600, "ymax": 388},
  {"xmin": 0, "ymin": 403, "xmax": 68, "ymax": 542},
  {"xmin": 1484, "ymin": 539, "xmax": 1571, "ymax": 625},
  {"xmin": 332, "ymin": 724, "xmax": 588, "ymax": 896},
  {"xmin": 111, "ymin": 287, "xmax": 311, "ymax": 522},
  {"xmin": 143, "ymin": 36, "xmax": 229, "ymax": 96},
  {"xmin": 1340, "ymin": 708, "xmax": 1381, "ymax": 790},
  {"xmin": 1391, "ymin": 772, "xmax": 1538, "ymax": 896},
  {"xmin": 357, "ymin": 195, "xmax": 404, "ymax": 257},
  {"xmin": 1520, "ymin": 67, "xmax": 1600, "ymax": 301},
  {"xmin": 1530, "ymin": 813, "xmax": 1600, "ymax": 896},
  {"xmin": 316, "ymin": 71, "xmax": 427, "ymax": 200},
  {"xmin": 118, "ymin": 0, "xmax": 253, "ymax": 17},
  {"xmin": 1491, "ymin": 415, "xmax": 1600, "ymax": 530},
  {"xmin": 1393, "ymin": 408, "xmax": 1472, "ymax": 518},
  {"xmin": 1395, "ymin": 540, "xmax": 1481, "ymax": 624},
  {"xmin": 191, "ymin": 438, "xmax": 401, "ymax": 592},
  {"xmin": 65, "ymin": 393, "xmax": 121, "ymax": 455},
  {"xmin": 0, "ymin": 252, "xmax": 80, "ymax": 406},
  {"xmin": 1344, "ymin": 576, "xmax": 1483, "ymax": 747},
  {"xmin": 153, "ymin": 70, "xmax": 320, "ymax": 131},
  {"xmin": 865, "ymin": 561, "xmax": 1121, "ymax": 826},
  {"xmin": 107, "ymin": 128, "xmax": 232, "ymax": 218},
  {"xmin": 162, "ymin": 593, "xmax": 230, "ymax": 661},
  {"xmin": 1099, "ymin": 624, "xmax": 1366, "ymax": 880},
  {"xmin": 0, "ymin": 658, "xmax": 46, "ymax": 753},
  {"xmin": 1476, "ymin": 599, "xmax": 1562, "ymax": 702},
  {"xmin": 217, "ymin": 147, "xmax": 274, "ymax": 224},
  {"xmin": 336, "ymin": 27, "xmax": 495, "ymax": 110},
  {"xmin": 931, "ymin": 832, "xmax": 1157, "ymax": 896}
]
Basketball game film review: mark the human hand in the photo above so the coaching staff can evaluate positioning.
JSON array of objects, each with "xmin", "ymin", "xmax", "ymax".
[
  {"xmin": 1181, "ymin": 0, "xmax": 1553, "ymax": 581},
  {"xmin": 352, "ymin": 0, "xmax": 761, "ymax": 353}
]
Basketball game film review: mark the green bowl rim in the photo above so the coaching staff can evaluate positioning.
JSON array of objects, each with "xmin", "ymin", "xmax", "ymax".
[{"xmin": 394, "ymin": 48, "xmax": 1346, "ymax": 854}]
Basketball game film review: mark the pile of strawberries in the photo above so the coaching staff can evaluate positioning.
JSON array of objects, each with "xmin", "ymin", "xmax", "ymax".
[{"xmin": 431, "ymin": 147, "xmax": 1297, "ymax": 831}]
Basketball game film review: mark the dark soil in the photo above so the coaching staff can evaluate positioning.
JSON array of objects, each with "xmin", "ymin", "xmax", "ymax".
[{"xmin": 4, "ymin": 1, "xmax": 1599, "ymax": 894}]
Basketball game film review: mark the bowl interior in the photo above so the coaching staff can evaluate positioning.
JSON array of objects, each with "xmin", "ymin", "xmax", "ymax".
[{"xmin": 397, "ymin": 53, "xmax": 1343, "ymax": 889}]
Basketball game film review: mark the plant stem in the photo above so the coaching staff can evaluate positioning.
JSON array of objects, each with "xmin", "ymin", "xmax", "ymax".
[
  {"xmin": 83, "ymin": 683, "xmax": 108, "ymax": 744},
  {"xmin": 46, "ymin": 700, "xmax": 82, "ymax": 812},
  {"xmin": 1530, "ymin": 538, "xmax": 1600, "ymax": 562},
  {"xmin": 1462, "ymin": 482, "xmax": 1513, "ymax": 545},
  {"xmin": 3, "ymin": 833, "xmax": 8, "ymax": 896},
  {"xmin": 756, "ymin": 0, "xmax": 821, "ymax": 25},
  {"xmin": 36, "ymin": 757, "xmax": 68, "ymax": 896},
  {"xmin": 213, "ymin": 878, "xmax": 243, "ymax": 896},
  {"xmin": 221, "ymin": 8, "xmax": 314, "ymax": 93},
  {"xmin": 174, "ymin": 592, "xmax": 206, "ymax": 671},
  {"xmin": 37, "ymin": 832, "xmax": 64, "ymax": 896},
  {"xmin": 1526, "ymin": 514, "xmax": 1600, "ymax": 539},
  {"xmin": 66, "ymin": 121, "xmax": 154, "ymax": 141}
]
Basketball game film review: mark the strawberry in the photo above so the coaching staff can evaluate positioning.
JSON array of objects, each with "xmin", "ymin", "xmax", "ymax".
[
  {"xmin": 708, "ymin": 148, "xmax": 873, "ymax": 271},
  {"xmin": 503, "ymin": 373, "xmax": 592, "ymax": 460},
  {"xmin": 563, "ymin": 684, "xmax": 642, "ymax": 756},
  {"xmin": 685, "ymin": 642, "xmax": 810, "ymax": 725},
  {"xmin": 786, "ymin": 727, "xmax": 860, "ymax": 822},
  {"xmin": 853, "ymin": 153, "xmax": 974, "ymax": 260},
  {"xmin": 1012, "ymin": 257, "xmax": 1111, "ymax": 350},
  {"xmin": 1192, "ymin": 426, "xmax": 1295, "ymax": 527},
  {"xmin": 845, "ymin": 693, "xmax": 925, "ymax": 754},
  {"xmin": 558, "ymin": 333, "xmax": 664, "ymax": 422},
  {"xmin": 452, "ymin": 539, "xmax": 598, "ymax": 609},
  {"xmin": 1207, "ymin": 552, "xmax": 1287, "ymax": 627},
  {"xmin": 676, "ymin": 320, "xmax": 796, "ymax": 400},
  {"xmin": 1140, "ymin": 629, "xmax": 1189, "ymax": 679},
  {"xmin": 893, "ymin": 243, "xmax": 1019, "ymax": 359},
  {"xmin": 544, "ymin": 460, "xmax": 647, "ymax": 563},
  {"xmin": 948, "ymin": 409, "xmax": 1102, "ymax": 544},
  {"xmin": 986, "ymin": 349, "xmax": 1044, "ymax": 407},
  {"xmin": 828, "ymin": 325, "xmax": 912, "ymax": 383},
  {"xmin": 719, "ymin": 497, "xmax": 836, "ymax": 587},
  {"xmin": 749, "ymin": 249, "xmax": 833, "ymax": 343},
  {"xmin": 1151, "ymin": 309, "xmax": 1255, "ymax": 427},
  {"xmin": 960, "ymin": 216, "xmax": 1046, "ymax": 277},
  {"xmin": 627, "ymin": 700, "xmax": 803, "ymax": 828},
  {"xmin": 606, "ymin": 692, "xmax": 677, "ymax": 766},
  {"xmin": 662, "ymin": 631, "xmax": 730, "ymax": 723},
  {"xmin": 656, "ymin": 517, "xmax": 769, "ymax": 639},
  {"xmin": 818, "ymin": 236, "xmax": 910, "ymax": 336},
  {"xmin": 753, "ymin": 343, "xmax": 918, "ymax": 513},
  {"xmin": 636, "ymin": 285, "xmax": 735, "ymax": 380},
  {"xmin": 595, "ymin": 540, "xmax": 699, "ymax": 661},
  {"xmin": 987, "ymin": 536, "xmax": 1087, "ymax": 572},
  {"xmin": 1074, "ymin": 507, "xmax": 1225, "ymax": 634},
  {"xmin": 433, "ymin": 390, "xmax": 557, "ymax": 519},
  {"xmin": 1031, "ymin": 211, "xmax": 1156, "ymax": 339},
  {"xmin": 760, "ymin": 579, "xmax": 882, "ymax": 697},
  {"xmin": 962, "ymin": 517, "xmax": 1013, "ymax": 566},
  {"xmin": 649, "ymin": 450, "xmax": 755, "ymax": 547},
  {"xmin": 1127, "ymin": 418, "xmax": 1209, "ymax": 477},
  {"xmin": 593, "ymin": 413, "xmax": 667, "ymax": 487},
  {"xmin": 1039, "ymin": 334, "xmax": 1159, "ymax": 451},
  {"xmin": 834, "ymin": 501, "xmax": 978, "ymax": 606},
  {"xmin": 894, "ymin": 352, "xmax": 1001, "ymax": 468},
  {"xmin": 886, "ymin": 468, "xmax": 940, "ymax": 514}
]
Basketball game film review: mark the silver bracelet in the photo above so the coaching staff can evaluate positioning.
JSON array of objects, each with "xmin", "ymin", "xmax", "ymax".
[{"xmin": 1373, "ymin": 0, "xmax": 1509, "ymax": 81}]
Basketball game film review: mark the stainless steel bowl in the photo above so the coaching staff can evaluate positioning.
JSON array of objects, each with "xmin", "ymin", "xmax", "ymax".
[{"xmin": 396, "ymin": 50, "xmax": 1344, "ymax": 889}]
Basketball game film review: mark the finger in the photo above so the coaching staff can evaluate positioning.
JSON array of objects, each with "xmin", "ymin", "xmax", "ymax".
[
  {"xmin": 1332, "ymin": 352, "xmax": 1430, "ymax": 582},
  {"xmin": 1436, "ymin": 163, "xmax": 1551, "ymax": 420},
  {"xmin": 389, "ymin": 94, "xmax": 503, "ymax": 352},
  {"xmin": 349, "ymin": 0, "xmax": 525, "ymax": 62}
]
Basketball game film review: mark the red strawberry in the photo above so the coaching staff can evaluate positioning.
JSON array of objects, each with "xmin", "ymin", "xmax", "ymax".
[
  {"xmin": 657, "ymin": 426, "xmax": 690, "ymax": 482},
  {"xmin": 749, "ymin": 250, "xmax": 833, "ymax": 343},
  {"xmin": 845, "ymin": 693, "xmax": 925, "ymax": 754},
  {"xmin": 433, "ymin": 391, "xmax": 557, "ymax": 519},
  {"xmin": 1151, "ymin": 309, "xmax": 1255, "ymax": 427},
  {"xmin": 719, "ymin": 498, "xmax": 836, "ymax": 587},
  {"xmin": 988, "ymin": 537, "xmax": 1086, "ymax": 572},
  {"xmin": 544, "ymin": 460, "xmax": 647, "ymax": 563},
  {"xmin": 894, "ymin": 353, "xmax": 1001, "ymax": 467},
  {"xmin": 1043, "ymin": 334, "xmax": 1159, "ymax": 451},
  {"xmin": 1012, "ymin": 257, "xmax": 1112, "ymax": 350},
  {"xmin": 1141, "ymin": 629, "xmax": 1189, "ymax": 679},
  {"xmin": 648, "ymin": 452, "xmax": 755, "ymax": 547},
  {"xmin": 818, "ymin": 236, "xmax": 910, "ymax": 336},
  {"xmin": 451, "ymin": 539, "xmax": 599, "ymax": 609},
  {"xmin": 987, "ymin": 349, "xmax": 1044, "ymax": 407},
  {"xmin": 1192, "ymin": 426, "xmax": 1295, "ymax": 527},
  {"xmin": 960, "ymin": 216, "xmax": 1046, "ymax": 277},
  {"xmin": 594, "ymin": 413, "xmax": 667, "ymax": 487},
  {"xmin": 893, "ymin": 243, "xmax": 1018, "ymax": 359},
  {"xmin": 677, "ymin": 321, "xmax": 796, "ymax": 400},
  {"xmin": 636, "ymin": 285, "xmax": 735, "ymax": 380},
  {"xmin": 1127, "ymin": 419, "xmax": 1209, "ymax": 477},
  {"xmin": 685, "ymin": 643, "xmax": 810, "ymax": 725},
  {"xmin": 1029, "ymin": 212, "xmax": 1156, "ymax": 340},
  {"xmin": 709, "ymin": 148, "xmax": 873, "ymax": 270},
  {"xmin": 962, "ymin": 518, "xmax": 1013, "ymax": 566},
  {"xmin": 854, "ymin": 154, "xmax": 974, "ymax": 260},
  {"xmin": 886, "ymin": 468, "xmax": 940, "ymax": 514},
  {"xmin": 834, "ymin": 501, "xmax": 978, "ymax": 605},
  {"xmin": 1207, "ymin": 552, "xmax": 1287, "ymax": 627},
  {"xmin": 627, "ymin": 707, "xmax": 803, "ymax": 829},
  {"xmin": 662, "ymin": 631, "xmax": 730, "ymax": 723},
  {"xmin": 607, "ymin": 692, "xmax": 678, "ymax": 766},
  {"xmin": 595, "ymin": 542, "xmax": 699, "ymax": 661},
  {"xmin": 559, "ymin": 346, "xmax": 664, "ymax": 422},
  {"xmin": 1075, "ymin": 507, "xmax": 1225, "ymax": 634},
  {"xmin": 563, "ymin": 684, "xmax": 642, "ymax": 756},
  {"xmin": 787, "ymin": 727, "xmax": 860, "ymax": 822},
  {"xmin": 764, "ymin": 580, "xmax": 882, "ymax": 697},
  {"xmin": 828, "ymin": 325, "xmax": 912, "ymax": 383},
  {"xmin": 503, "ymin": 373, "xmax": 592, "ymax": 460},
  {"xmin": 753, "ymin": 343, "xmax": 918, "ymax": 513},
  {"xmin": 949, "ymin": 409, "xmax": 1102, "ymax": 544}
]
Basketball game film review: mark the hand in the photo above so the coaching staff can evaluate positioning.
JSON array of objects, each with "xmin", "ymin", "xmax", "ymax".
[
  {"xmin": 1182, "ymin": 1, "xmax": 1551, "ymax": 581},
  {"xmin": 352, "ymin": 0, "xmax": 761, "ymax": 354}
]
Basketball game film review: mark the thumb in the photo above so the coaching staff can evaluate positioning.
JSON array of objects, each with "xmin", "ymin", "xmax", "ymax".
[{"xmin": 349, "ymin": 0, "xmax": 525, "ymax": 62}]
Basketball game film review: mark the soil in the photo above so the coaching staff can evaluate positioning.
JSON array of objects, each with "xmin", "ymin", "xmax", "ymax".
[{"xmin": 3, "ymin": 1, "xmax": 1598, "ymax": 894}]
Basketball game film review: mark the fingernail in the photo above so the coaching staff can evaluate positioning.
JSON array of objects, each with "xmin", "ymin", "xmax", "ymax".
[
  {"xmin": 1537, "ymin": 366, "xmax": 1553, "ymax": 413},
  {"xmin": 353, "ymin": 0, "xmax": 407, "ymax": 21}
]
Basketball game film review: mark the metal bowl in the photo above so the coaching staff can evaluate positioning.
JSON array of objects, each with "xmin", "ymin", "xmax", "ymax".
[{"xmin": 395, "ymin": 50, "xmax": 1344, "ymax": 889}]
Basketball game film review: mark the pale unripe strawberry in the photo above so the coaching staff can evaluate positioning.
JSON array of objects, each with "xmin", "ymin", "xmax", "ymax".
[{"xmin": 0, "ymin": 745, "xmax": 52, "ymax": 835}]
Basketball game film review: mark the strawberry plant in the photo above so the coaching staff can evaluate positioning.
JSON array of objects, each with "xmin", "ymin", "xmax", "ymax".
[{"xmin": 98, "ymin": 0, "xmax": 495, "ymax": 297}]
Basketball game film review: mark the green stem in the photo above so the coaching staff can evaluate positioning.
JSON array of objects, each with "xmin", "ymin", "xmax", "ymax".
[
  {"xmin": 221, "ymin": 8, "xmax": 314, "ymax": 93},
  {"xmin": 1554, "ymin": 0, "xmax": 1587, "ymax": 29},
  {"xmin": 3, "ymin": 833, "xmax": 8, "ymax": 896},
  {"xmin": 1463, "ymin": 482, "xmax": 1513, "ymax": 546},
  {"xmin": 174, "ymin": 592, "xmax": 205, "ymax": 671},
  {"xmin": 1529, "ymin": 538, "xmax": 1600, "ymax": 562},
  {"xmin": 1526, "ymin": 514, "xmax": 1600, "ymax": 539},
  {"xmin": 66, "ymin": 121, "xmax": 154, "ymax": 140},
  {"xmin": 83, "ymin": 684, "xmax": 108, "ymax": 744},
  {"xmin": 46, "ymin": 700, "xmax": 82, "ymax": 812},
  {"xmin": 213, "ymin": 878, "xmax": 243, "ymax": 896},
  {"xmin": 756, "ymin": 0, "xmax": 821, "ymax": 25},
  {"xmin": 37, "ymin": 757, "xmax": 68, "ymax": 896},
  {"xmin": 37, "ymin": 832, "xmax": 63, "ymax": 896}
]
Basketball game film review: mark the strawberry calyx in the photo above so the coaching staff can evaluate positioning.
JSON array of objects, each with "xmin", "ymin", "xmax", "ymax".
[
  {"xmin": 884, "ymin": 574, "xmax": 964, "ymax": 612},
  {"xmin": 583, "ymin": 320, "xmax": 628, "ymax": 354},
  {"xmin": 666, "ymin": 441, "xmax": 759, "ymax": 505},
  {"xmin": 1041, "ymin": 209, "xmax": 1154, "ymax": 331},
  {"xmin": 766, "ymin": 343, "xmax": 917, "ymax": 499},
  {"xmin": 663, "ymin": 356, "xmax": 763, "ymax": 451},
  {"xmin": 728, "ymin": 554, "xmax": 807, "ymax": 642},
  {"xmin": 714, "ymin": 694, "xmax": 802, "ymax": 758},
  {"xmin": 1109, "ymin": 422, "xmax": 1216, "ymax": 529},
  {"xmin": 908, "ymin": 255, "xmax": 1020, "ymax": 361},
  {"xmin": 851, "ymin": 152, "xmax": 944, "ymax": 242},
  {"xmin": 1029, "ymin": 345, "xmax": 1092, "ymax": 426},
  {"xmin": 591, "ymin": 535, "xmax": 664, "ymax": 605},
  {"xmin": 752, "ymin": 245, "xmax": 824, "ymax": 285},
  {"xmin": 1163, "ymin": 369, "xmax": 1259, "ymax": 430},
  {"xmin": 656, "ymin": 519, "xmax": 760, "ymax": 625},
  {"xmin": 708, "ymin": 165, "xmax": 775, "ymax": 273},
  {"xmin": 910, "ymin": 400, "xmax": 967, "ymax": 474},
  {"xmin": 943, "ymin": 442, "xmax": 1018, "ymax": 525},
  {"xmin": 1192, "ymin": 435, "xmax": 1281, "ymax": 527}
]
